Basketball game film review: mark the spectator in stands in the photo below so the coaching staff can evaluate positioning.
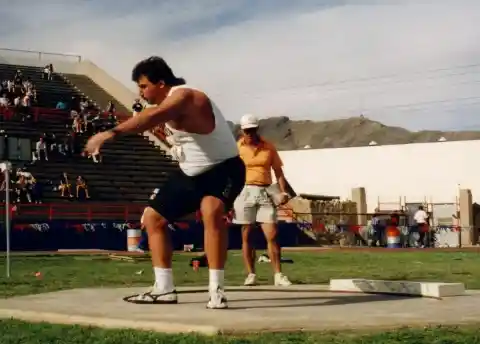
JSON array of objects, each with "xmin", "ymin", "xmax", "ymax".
[
  {"xmin": 30, "ymin": 86, "xmax": 38, "ymax": 105},
  {"xmin": 0, "ymin": 93, "xmax": 8, "ymax": 107},
  {"xmin": 41, "ymin": 132, "xmax": 57, "ymax": 156},
  {"xmin": 14, "ymin": 70, "xmax": 23, "ymax": 86},
  {"xmin": 42, "ymin": 64, "xmax": 54, "ymax": 80},
  {"xmin": 70, "ymin": 96, "xmax": 80, "ymax": 113},
  {"xmin": 72, "ymin": 113, "xmax": 83, "ymax": 134},
  {"xmin": 59, "ymin": 172, "xmax": 73, "ymax": 198},
  {"xmin": 106, "ymin": 100, "xmax": 116, "ymax": 114},
  {"xmin": 76, "ymin": 175, "xmax": 90, "ymax": 199},
  {"xmin": 56, "ymin": 100, "xmax": 67, "ymax": 110},
  {"xmin": 0, "ymin": 172, "xmax": 14, "ymax": 203},
  {"xmin": 79, "ymin": 97, "xmax": 89, "ymax": 114},
  {"xmin": 7, "ymin": 79, "xmax": 14, "ymax": 93},
  {"xmin": 20, "ymin": 94, "xmax": 32, "ymax": 122},
  {"xmin": 105, "ymin": 112, "xmax": 118, "ymax": 129},
  {"xmin": 23, "ymin": 77, "xmax": 33, "ymax": 90},
  {"xmin": 15, "ymin": 172, "xmax": 32, "ymax": 203},
  {"xmin": 233, "ymin": 114, "xmax": 292, "ymax": 287},
  {"xmin": 30, "ymin": 176, "xmax": 43, "ymax": 204},
  {"xmin": 35, "ymin": 137, "xmax": 48, "ymax": 161},
  {"xmin": 58, "ymin": 136, "xmax": 72, "ymax": 157}
]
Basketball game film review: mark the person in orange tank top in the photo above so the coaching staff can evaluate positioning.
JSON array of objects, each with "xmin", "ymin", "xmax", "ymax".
[{"xmin": 233, "ymin": 114, "xmax": 292, "ymax": 287}]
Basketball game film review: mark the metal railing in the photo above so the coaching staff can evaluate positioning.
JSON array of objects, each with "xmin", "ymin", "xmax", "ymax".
[
  {"xmin": 0, "ymin": 48, "xmax": 82, "ymax": 63},
  {"xmin": 2, "ymin": 203, "xmax": 144, "ymax": 222}
]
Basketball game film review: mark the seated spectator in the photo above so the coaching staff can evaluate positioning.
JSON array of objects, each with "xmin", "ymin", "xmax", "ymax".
[
  {"xmin": 59, "ymin": 172, "xmax": 73, "ymax": 198},
  {"xmin": 13, "ymin": 70, "xmax": 23, "ymax": 86},
  {"xmin": 105, "ymin": 112, "xmax": 118, "ymax": 129},
  {"xmin": 56, "ymin": 100, "xmax": 67, "ymax": 110},
  {"xmin": 58, "ymin": 137, "xmax": 72, "ymax": 157},
  {"xmin": 106, "ymin": 100, "xmax": 116, "ymax": 114},
  {"xmin": 81, "ymin": 97, "xmax": 91, "ymax": 109},
  {"xmin": 76, "ymin": 175, "xmax": 90, "ymax": 199},
  {"xmin": 23, "ymin": 77, "xmax": 33, "ymax": 90},
  {"xmin": 0, "ymin": 173, "xmax": 14, "ymax": 202},
  {"xmin": 42, "ymin": 132, "xmax": 57, "ymax": 153},
  {"xmin": 72, "ymin": 114, "xmax": 83, "ymax": 133},
  {"xmin": 0, "ymin": 93, "xmax": 9, "ymax": 107},
  {"xmin": 15, "ymin": 173, "xmax": 32, "ymax": 203},
  {"xmin": 30, "ymin": 176, "xmax": 43, "ymax": 204},
  {"xmin": 7, "ymin": 79, "xmax": 14, "ymax": 93},
  {"xmin": 35, "ymin": 137, "xmax": 48, "ymax": 161},
  {"xmin": 20, "ymin": 94, "xmax": 33, "ymax": 122}
]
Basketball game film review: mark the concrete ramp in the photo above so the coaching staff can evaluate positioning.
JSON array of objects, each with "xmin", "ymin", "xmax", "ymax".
[{"xmin": 330, "ymin": 279, "xmax": 465, "ymax": 298}]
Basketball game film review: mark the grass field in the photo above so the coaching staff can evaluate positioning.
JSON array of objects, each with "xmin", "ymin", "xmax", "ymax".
[{"xmin": 1, "ymin": 250, "xmax": 480, "ymax": 343}]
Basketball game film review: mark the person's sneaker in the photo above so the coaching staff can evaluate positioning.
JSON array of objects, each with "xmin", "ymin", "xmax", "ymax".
[
  {"xmin": 244, "ymin": 273, "xmax": 257, "ymax": 286},
  {"xmin": 130, "ymin": 285, "xmax": 178, "ymax": 304},
  {"xmin": 274, "ymin": 273, "xmax": 292, "ymax": 287},
  {"xmin": 206, "ymin": 287, "xmax": 228, "ymax": 309}
]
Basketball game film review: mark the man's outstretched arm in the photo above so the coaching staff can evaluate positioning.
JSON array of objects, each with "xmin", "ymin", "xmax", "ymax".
[{"xmin": 110, "ymin": 88, "xmax": 192, "ymax": 135}]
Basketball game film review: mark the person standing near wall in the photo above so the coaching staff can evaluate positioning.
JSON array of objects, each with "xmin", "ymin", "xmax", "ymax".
[
  {"xmin": 414, "ymin": 205, "xmax": 430, "ymax": 248},
  {"xmin": 233, "ymin": 114, "xmax": 292, "ymax": 287}
]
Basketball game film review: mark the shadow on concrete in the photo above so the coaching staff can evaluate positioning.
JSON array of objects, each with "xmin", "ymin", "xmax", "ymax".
[{"xmin": 179, "ymin": 293, "xmax": 415, "ymax": 310}]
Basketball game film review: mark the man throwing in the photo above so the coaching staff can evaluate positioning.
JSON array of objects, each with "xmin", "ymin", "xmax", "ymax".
[{"xmin": 85, "ymin": 56, "xmax": 246, "ymax": 309}]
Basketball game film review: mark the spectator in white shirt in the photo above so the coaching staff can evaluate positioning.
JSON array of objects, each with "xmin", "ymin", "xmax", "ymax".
[
  {"xmin": 36, "ymin": 137, "xmax": 48, "ymax": 161},
  {"xmin": 413, "ymin": 206, "xmax": 429, "ymax": 248},
  {"xmin": 22, "ymin": 95, "xmax": 31, "ymax": 108},
  {"xmin": 0, "ymin": 94, "xmax": 8, "ymax": 107}
]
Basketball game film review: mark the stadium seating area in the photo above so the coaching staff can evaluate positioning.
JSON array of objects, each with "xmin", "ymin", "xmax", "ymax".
[{"xmin": 0, "ymin": 62, "xmax": 179, "ymax": 220}]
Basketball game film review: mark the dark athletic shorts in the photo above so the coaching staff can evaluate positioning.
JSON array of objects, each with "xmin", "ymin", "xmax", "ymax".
[{"xmin": 148, "ymin": 156, "xmax": 246, "ymax": 222}]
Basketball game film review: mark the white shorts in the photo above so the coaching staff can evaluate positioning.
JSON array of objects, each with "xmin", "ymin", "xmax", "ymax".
[{"xmin": 233, "ymin": 185, "xmax": 276, "ymax": 224}]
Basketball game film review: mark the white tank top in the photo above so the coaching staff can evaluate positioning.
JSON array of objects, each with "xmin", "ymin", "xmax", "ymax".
[{"xmin": 163, "ymin": 85, "xmax": 238, "ymax": 176}]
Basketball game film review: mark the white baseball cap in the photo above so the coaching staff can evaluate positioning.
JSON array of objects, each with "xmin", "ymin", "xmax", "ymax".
[{"xmin": 240, "ymin": 114, "xmax": 259, "ymax": 129}]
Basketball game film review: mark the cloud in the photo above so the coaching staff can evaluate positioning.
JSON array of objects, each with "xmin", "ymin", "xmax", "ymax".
[{"xmin": 1, "ymin": 0, "xmax": 479, "ymax": 130}]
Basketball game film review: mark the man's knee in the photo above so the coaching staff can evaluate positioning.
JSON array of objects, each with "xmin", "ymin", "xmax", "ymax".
[
  {"xmin": 260, "ymin": 223, "xmax": 278, "ymax": 242},
  {"xmin": 201, "ymin": 196, "xmax": 227, "ymax": 229},
  {"xmin": 241, "ymin": 224, "xmax": 254, "ymax": 242},
  {"xmin": 142, "ymin": 207, "xmax": 168, "ymax": 233}
]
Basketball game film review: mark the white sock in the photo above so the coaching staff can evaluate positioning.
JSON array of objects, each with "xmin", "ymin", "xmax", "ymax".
[
  {"xmin": 153, "ymin": 267, "xmax": 174, "ymax": 293},
  {"xmin": 209, "ymin": 269, "xmax": 224, "ymax": 292}
]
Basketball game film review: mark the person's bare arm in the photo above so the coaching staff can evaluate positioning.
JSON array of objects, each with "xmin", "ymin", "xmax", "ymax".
[
  {"xmin": 110, "ymin": 88, "xmax": 193, "ymax": 135},
  {"xmin": 271, "ymin": 149, "xmax": 288, "ymax": 194},
  {"xmin": 273, "ymin": 165, "xmax": 287, "ymax": 194}
]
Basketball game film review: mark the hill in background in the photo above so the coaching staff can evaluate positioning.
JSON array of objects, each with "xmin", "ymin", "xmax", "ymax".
[{"xmin": 229, "ymin": 116, "xmax": 480, "ymax": 150}]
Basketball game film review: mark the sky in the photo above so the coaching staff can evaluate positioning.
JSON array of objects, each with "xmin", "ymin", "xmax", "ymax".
[{"xmin": 1, "ymin": 0, "xmax": 479, "ymax": 131}]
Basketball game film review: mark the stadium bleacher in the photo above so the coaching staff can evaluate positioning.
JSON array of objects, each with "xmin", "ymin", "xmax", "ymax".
[{"xmin": 0, "ymin": 62, "xmax": 179, "ymax": 221}]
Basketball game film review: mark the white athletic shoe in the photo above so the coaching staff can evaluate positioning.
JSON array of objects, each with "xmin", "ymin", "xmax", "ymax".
[
  {"xmin": 274, "ymin": 273, "xmax": 292, "ymax": 287},
  {"xmin": 131, "ymin": 284, "xmax": 178, "ymax": 304},
  {"xmin": 244, "ymin": 273, "xmax": 257, "ymax": 286},
  {"xmin": 206, "ymin": 287, "xmax": 228, "ymax": 309}
]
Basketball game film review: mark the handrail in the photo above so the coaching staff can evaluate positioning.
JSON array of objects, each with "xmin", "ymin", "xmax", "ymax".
[
  {"xmin": 0, "ymin": 48, "xmax": 82, "ymax": 62},
  {"xmin": 4, "ymin": 203, "xmax": 144, "ymax": 221}
]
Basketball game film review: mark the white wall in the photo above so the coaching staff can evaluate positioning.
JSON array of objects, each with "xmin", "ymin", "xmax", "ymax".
[{"xmin": 279, "ymin": 140, "xmax": 478, "ymax": 211}]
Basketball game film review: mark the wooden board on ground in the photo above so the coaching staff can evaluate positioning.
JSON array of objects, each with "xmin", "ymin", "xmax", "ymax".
[{"xmin": 108, "ymin": 254, "xmax": 150, "ymax": 262}]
